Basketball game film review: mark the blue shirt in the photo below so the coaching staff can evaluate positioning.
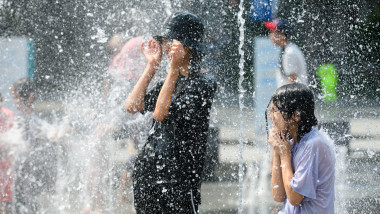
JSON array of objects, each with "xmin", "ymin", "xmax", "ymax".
[{"xmin": 279, "ymin": 128, "xmax": 336, "ymax": 214}]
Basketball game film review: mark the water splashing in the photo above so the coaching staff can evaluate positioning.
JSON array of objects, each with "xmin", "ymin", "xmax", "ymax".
[{"xmin": 237, "ymin": 0, "xmax": 246, "ymax": 213}]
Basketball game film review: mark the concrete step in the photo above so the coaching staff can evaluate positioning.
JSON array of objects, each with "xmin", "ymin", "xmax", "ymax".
[
  {"xmin": 218, "ymin": 144, "xmax": 267, "ymax": 164},
  {"xmin": 350, "ymin": 138, "xmax": 380, "ymax": 153},
  {"xmin": 199, "ymin": 182, "xmax": 239, "ymax": 213},
  {"xmin": 350, "ymin": 118, "xmax": 380, "ymax": 138}
]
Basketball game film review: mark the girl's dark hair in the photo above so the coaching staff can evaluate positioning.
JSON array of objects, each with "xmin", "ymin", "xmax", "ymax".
[
  {"xmin": 12, "ymin": 78, "xmax": 36, "ymax": 103},
  {"xmin": 268, "ymin": 83, "xmax": 318, "ymax": 139}
]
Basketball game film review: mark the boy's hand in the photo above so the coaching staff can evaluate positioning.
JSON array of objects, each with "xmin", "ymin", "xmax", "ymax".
[
  {"xmin": 169, "ymin": 40, "xmax": 188, "ymax": 71},
  {"xmin": 141, "ymin": 40, "xmax": 162, "ymax": 67}
]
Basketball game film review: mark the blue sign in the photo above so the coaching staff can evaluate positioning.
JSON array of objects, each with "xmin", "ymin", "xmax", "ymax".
[{"xmin": 250, "ymin": 0, "xmax": 277, "ymax": 21}]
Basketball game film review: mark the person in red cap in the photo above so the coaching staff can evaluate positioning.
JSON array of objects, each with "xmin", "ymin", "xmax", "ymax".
[
  {"xmin": 264, "ymin": 18, "xmax": 308, "ymax": 87},
  {"xmin": 126, "ymin": 11, "xmax": 217, "ymax": 213}
]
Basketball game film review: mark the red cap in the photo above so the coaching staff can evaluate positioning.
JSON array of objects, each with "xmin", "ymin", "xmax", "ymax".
[
  {"xmin": 264, "ymin": 19, "xmax": 280, "ymax": 31},
  {"xmin": 264, "ymin": 19, "xmax": 291, "ymax": 36}
]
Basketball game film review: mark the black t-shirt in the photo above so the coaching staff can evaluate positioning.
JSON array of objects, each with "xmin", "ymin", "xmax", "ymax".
[{"xmin": 134, "ymin": 72, "xmax": 217, "ymax": 191}]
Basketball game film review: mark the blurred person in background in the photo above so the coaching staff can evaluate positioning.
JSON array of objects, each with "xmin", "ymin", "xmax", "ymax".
[
  {"xmin": 11, "ymin": 78, "xmax": 58, "ymax": 214},
  {"xmin": 265, "ymin": 18, "xmax": 308, "ymax": 87},
  {"xmin": 0, "ymin": 93, "xmax": 14, "ymax": 214}
]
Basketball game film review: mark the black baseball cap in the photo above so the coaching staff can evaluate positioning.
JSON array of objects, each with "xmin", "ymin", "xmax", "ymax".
[{"xmin": 154, "ymin": 12, "xmax": 204, "ymax": 50}]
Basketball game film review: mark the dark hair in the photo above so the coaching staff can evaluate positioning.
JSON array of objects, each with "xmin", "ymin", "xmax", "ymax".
[
  {"xmin": 266, "ymin": 83, "xmax": 318, "ymax": 139},
  {"xmin": 12, "ymin": 78, "xmax": 36, "ymax": 104}
]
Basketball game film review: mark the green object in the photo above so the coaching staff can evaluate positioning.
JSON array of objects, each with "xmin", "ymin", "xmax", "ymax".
[{"xmin": 316, "ymin": 63, "xmax": 338, "ymax": 103}]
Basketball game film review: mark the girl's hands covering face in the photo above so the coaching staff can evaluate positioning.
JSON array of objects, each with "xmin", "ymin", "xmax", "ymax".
[{"xmin": 269, "ymin": 128, "xmax": 292, "ymax": 158}]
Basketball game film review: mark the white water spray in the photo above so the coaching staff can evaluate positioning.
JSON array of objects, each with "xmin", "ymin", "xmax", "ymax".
[{"xmin": 237, "ymin": 0, "xmax": 246, "ymax": 213}]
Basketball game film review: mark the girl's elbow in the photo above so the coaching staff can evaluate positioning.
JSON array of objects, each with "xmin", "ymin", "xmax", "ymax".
[
  {"xmin": 289, "ymin": 200, "xmax": 300, "ymax": 206},
  {"xmin": 288, "ymin": 197, "xmax": 303, "ymax": 206},
  {"xmin": 272, "ymin": 192, "xmax": 285, "ymax": 202},
  {"xmin": 273, "ymin": 196, "xmax": 285, "ymax": 203}
]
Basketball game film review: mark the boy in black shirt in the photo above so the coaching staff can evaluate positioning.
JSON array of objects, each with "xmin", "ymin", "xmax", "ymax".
[{"xmin": 125, "ymin": 12, "xmax": 217, "ymax": 214}]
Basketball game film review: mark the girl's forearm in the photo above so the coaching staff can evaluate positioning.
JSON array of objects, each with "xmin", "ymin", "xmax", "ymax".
[
  {"xmin": 280, "ymin": 156, "xmax": 304, "ymax": 206},
  {"xmin": 271, "ymin": 151, "xmax": 286, "ymax": 202}
]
